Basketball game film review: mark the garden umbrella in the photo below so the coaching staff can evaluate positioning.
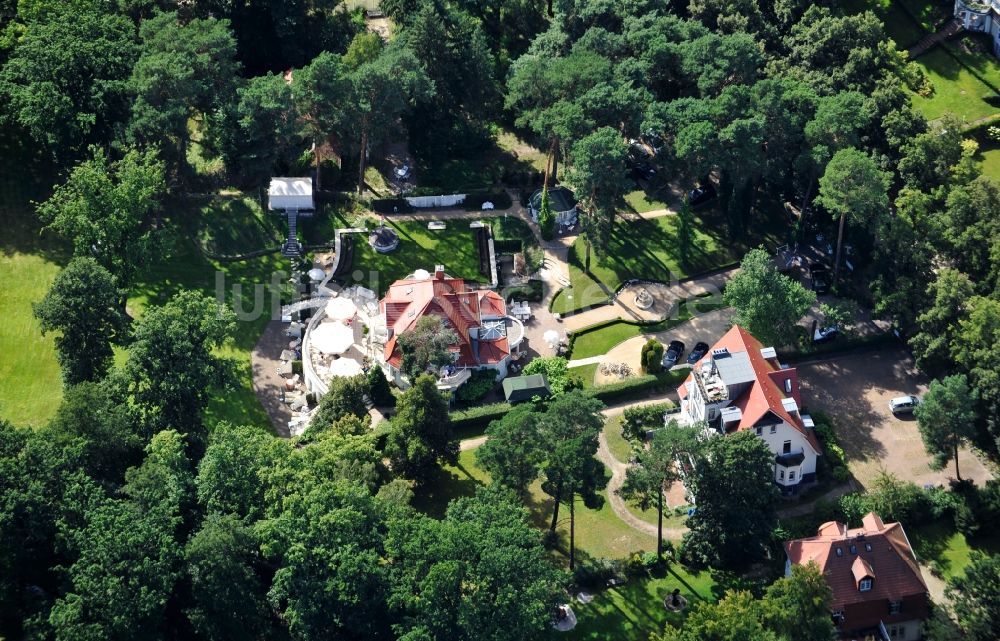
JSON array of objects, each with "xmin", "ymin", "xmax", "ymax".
[
  {"xmin": 310, "ymin": 321, "xmax": 355, "ymax": 355},
  {"xmin": 328, "ymin": 357, "xmax": 363, "ymax": 377},
  {"xmin": 325, "ymin": 297, "xmax": 357, "ymax": 321}
]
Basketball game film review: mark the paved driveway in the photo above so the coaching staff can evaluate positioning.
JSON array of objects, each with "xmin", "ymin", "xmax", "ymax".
[{"xmin": 797, "ymin": 347, "xmax": 993, "ymax": 489}]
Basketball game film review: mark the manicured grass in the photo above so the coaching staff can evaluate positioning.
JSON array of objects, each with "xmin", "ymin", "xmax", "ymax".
[
  {"xmin": 569, "ymin": 363, "xmax": 599, "ymax": 389},
  {"xmin": 569, "ymin": 298, "xmax": 727, "ymax": 360},
  {"xmin": 552, "ymin": 211, "xmax": 743, "ymax": 314},
  {"xmin": 604, "ymin": 416, "xmax": 635, "ymax": 465},
  {"xmin": 623, "ymin": 189, "xmax": 670, "ymax": 214},
  {"xmin": 416, "ymin": 448, "xmax": 657, "ymax": 560},
  {"xmin": 975, "ymin": 134, "xmax": 1000, "ymax": 182},
  {"xmin": 197, "ymin": 195, "xmax": 282, "ymax": 256},
  {"xmin": 911, "ymin": 45, "xmax": 1000, "ymax": 122},
  {"xmin": 910, "ymin": 521, "xmax": 1000, "ymax": 580},
  {"xmin": 0, "ymin": 129, "xmax": 67, "ymax": 428},
  {"xmin": 558, "ymin": 568, "xmax": 717, "ymax": 641},
  {"xmin": 343, "ymin": 219, "xmax": 487, "ymax": 295}
]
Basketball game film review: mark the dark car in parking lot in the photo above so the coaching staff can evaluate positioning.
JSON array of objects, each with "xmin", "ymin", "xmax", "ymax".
[
  {"xmin": 809, "ymin": 262, "xmax": 830, "ymax": 294},
  {"xmin": 687, "ymin": 341, "xmax": 709, "ymax": 364},
  {"xmin": 662, "ymin": 340, "xmax": 685, "ymax": 368},
  {"xmin": 689, "ymin": 183, "xmax": 717, "ymax": 207}
]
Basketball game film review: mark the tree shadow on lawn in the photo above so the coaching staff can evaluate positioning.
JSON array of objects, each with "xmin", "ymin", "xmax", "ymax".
[{"xmin": 412, "ymin": 460, "xmax": 484, "ymax": 519}]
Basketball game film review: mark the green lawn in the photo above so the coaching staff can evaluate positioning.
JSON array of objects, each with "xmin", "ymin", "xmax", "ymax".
[
  {"xmin": 552, "ymin": 211, "xmax": 742, "ymax": 315},
  {"xmin": 910, "ymin": 521, "xmax": 1000, "ymax": 580},
  {"xmin": 604, "ymin": 416, "xmax": 635, "ymax": 464},
  {"xmin": 911, "ymin": 45, "xmax": 1000, "ymax": 122},
  {"xmin": 343, "ymin": 219, "xmax": 487, "ymax": 295},
  {"xmin": 0, "ymin": 129, "xmax": 67, "ymax": 428},
  {"xmin": 975, "ymin": 133, "xmax": 1000, "ymax": 182},
  {"xmin": 623, "ymin": 189, "xmax": 670, "ymax": 214},
  {"xmin": 197, "ymin": 195, "xmax": 282, "ymax": 257},
  {"xmin": 569, "ymin": 362, "xmax": 599, "ymax": 389},
  {"xmin": 416, "ymin": 448, "xmax": 657, "ymax": 560},
  {"xmin": 557, "ymin": 568, "xmax": 716, "ymax": 641},
  {"xmin": 569, "ymin": 298, "xmax": 727, "ymax": 360}
]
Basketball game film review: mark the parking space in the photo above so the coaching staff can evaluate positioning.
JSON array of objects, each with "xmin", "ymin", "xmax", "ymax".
[{"xmin": 797, "ymin": 347, "xmax": 993, "ymax": 489}]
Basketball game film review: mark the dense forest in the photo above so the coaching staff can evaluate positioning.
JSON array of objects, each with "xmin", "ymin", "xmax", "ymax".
[{"xmin": 2, "ymin": 0, "xmax": 1000, "ymax": 639}]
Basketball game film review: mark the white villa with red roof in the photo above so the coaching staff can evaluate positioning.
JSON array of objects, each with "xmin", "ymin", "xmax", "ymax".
[
  {"xmin": 378, "ymin": 265, "xmax": 524, "ymax": 389},
  {"xmin": 784, "ymin": 512, "xmax": 930, "ymax": 640},
  {"xmin": 675, "ymin": 325, "xmax": 822, "ymax": 494}
]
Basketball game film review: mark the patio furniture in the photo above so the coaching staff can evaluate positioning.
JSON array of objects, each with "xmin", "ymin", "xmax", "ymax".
[
  {"xmin": 427, "ymin": 221, "xmax": 447, "ymax": 230},
  {"xmin": 276, "ymin": 361, "xmax": 293, "ymax": 377},
  {"xmin": 279, "ymin": 349, "xmax": 296, "ymax": 361}
]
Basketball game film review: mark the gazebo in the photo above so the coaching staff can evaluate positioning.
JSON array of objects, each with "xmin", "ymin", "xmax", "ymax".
[{"xmin": 529, "ymin": 187, "xmax": 578, "ymax": 225}]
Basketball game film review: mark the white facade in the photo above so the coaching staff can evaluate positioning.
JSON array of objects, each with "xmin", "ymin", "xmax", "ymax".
[
  {"xmin": 268, "ymin": 177, "xmax": 314, "ymax": 211},
  {"xmin": 955, "ymin": 0, "xmax": 1000, "ymax": 57},
  {"xmin": 676, "ymin": 330, "xmax": 821, "ymax": 494}
]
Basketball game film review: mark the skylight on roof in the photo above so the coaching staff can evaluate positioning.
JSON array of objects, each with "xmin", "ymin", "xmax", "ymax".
[{"xmin": 480, "ymin": 319, "xmax": 506, "ymax": 341}]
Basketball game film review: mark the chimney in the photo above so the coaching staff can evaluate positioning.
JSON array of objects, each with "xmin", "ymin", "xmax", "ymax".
[{"xmin": 434, "ymin": 265, "xmax": 445, "ymax": 280}]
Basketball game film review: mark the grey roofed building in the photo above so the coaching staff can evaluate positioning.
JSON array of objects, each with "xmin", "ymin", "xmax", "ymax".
[
  {"xmin": 528, "ymin": 187, "xmax": 578, "ymax": 225},
  {"xmin": 502, "ymin": 373, "xmax": 550, "ymax": 403}
]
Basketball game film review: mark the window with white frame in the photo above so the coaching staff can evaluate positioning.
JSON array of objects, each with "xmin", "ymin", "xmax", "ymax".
[
  {"xmin": 789, "ymin": 471, "xmax": 796, "ymax": 481},
  {"xmin": 770, "ymin": 425, "xmax": 776, "ymax": 434},
  {"xmin": 859, "ymin": 578, "xmax": 872, "ymax": 592},
  {"xmin": 889, "ymin": 601, "xmax": 902, "ymax": 614},
  {"xmin": 779, "ymin": 470, "xmax": 785, "ymax": 481}
]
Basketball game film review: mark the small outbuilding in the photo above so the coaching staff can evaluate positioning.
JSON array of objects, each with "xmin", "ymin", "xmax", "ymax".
[
  {"xmin": 268, "ymin": 177, "xmax": 314, "ymax": 211},
  {"xmin": 529, "ymin": 187, "xmax": 577, "ymax": 225},
  {"xmin": 503, "ymin": 373, "xmax": 550, "ymax": 403}
]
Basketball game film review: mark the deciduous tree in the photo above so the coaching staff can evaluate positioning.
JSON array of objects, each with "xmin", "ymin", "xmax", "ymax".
[
  {"xmin": 33, "ymin": 257, "xmax": 126, "ymax": 386},
  {"xmin": 385, "ymin": 374, "xmax": 457, "ymax": 484},
  {"xmin": 397, "ymin": 316, "xmax": 459, "ymax": 381},
  {"xmin": 724, "ymin": 247, "xmax": 815, "ymax": 348},
  {"xmin": 946, "ymin": 552, "xmax": 1000, "ymax": 641},
  {"xmin": 477, "ymin": 404, "xmax": 545, "ymax": 494}
]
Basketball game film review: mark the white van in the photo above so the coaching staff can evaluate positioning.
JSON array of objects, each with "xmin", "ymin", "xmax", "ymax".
[{"xmin": 889, "ymin": 395, "xmax": 920, "ymax": 415}]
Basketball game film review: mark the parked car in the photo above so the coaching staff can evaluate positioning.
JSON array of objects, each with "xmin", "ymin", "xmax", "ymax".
[
  {"xmin": 813, "ymin": 325, "xmax": 839, "ymax": 343},
  {"xmin": 394, "ymin": 165, "xmax": 411, "ymax": 180},
  {"xmin": 688, "ymin": 183, "xmax": 717, "ymax": 207},
  {"xmin": 687, "ymin": 341, "xmax": 709, "ymax": 364},
  {"xmin": 662, "ymin": 340, "xmax": 686, "ymax": 368},
  {"xmin": 809, "ymin": 262, "xmax": 830, "ymax": 295},
  {"xmin": 889, "ymin": 395, "xmax": 921, "ymax": 415}
]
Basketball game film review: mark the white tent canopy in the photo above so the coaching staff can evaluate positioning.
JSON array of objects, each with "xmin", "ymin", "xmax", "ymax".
[
  {"xmin": 325, "ymin": 297, "xmax": 357, "ymax": 321},
  {"xmin": 328, "ymin": 357, "xmax": 364, "ymax": 377},
  {"xmin": 310, "ymin": 322, "xmax": 355, "ymax": 355}
]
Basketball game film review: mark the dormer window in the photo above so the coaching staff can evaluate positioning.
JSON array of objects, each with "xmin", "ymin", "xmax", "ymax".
[
  {"xmin": 835, "ymin": 547, "xmax": 843, "ymax": 557},
  {"xmin": 859, "ymin": 578, "xmax": 872, "ymax": 592},
  {"xmin": 865, "ymin": 543, "xmax": 872, "ymax": 552},
  {"xmin": 850, "ymin": 544, "xmax": 857, "ymax": 555}
]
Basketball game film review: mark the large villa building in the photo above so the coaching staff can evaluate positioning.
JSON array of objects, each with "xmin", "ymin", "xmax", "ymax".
[
  {"xmin": 378, "ymin": 266, "xmax": 524, "ymax": 389},
  {"xmin": 675, "ymin": 325, "xmax": 822, "ymax": 494},
  {"xmin": 785, "ymin": 513, "xmax": 930, "ymax": 640},
  {"xmin": 955, "ymin": 0, "xmax": 1000, "ymax": 57}
]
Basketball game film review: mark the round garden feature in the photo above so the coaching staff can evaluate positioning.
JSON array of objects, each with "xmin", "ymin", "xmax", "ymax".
[{"xmin": 369, "ymin": 225, "xmax": 400, "ymax": 253}]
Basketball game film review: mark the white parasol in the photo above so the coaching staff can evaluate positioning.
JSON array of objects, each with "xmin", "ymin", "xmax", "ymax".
[
  {"xmin": 328, "ymin": 357, "xmax": 364, "ymax": 377},
  {"xmin": 325, "ymin": 297, "xmax": 357, "ymax": 321},
  {"xmin": 310, "ymin": 322, "xmax": 355, "ymax": 354},
  {"xmin": 543, "ymin": 329, "xmax": 560, "ymax": 348},
  {"xmin": 308, "ymin": 268, "xmax": 327, "ymax": 281}
]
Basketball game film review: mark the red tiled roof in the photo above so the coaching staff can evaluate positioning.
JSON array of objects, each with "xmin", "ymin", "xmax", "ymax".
[
  {"xmin": 678, "ymin": 325, "xmax": 821, "ymax": 452},
  {"xmin": 784, "ymin": 512, "xmax": 928, "ymax": 609},
  {"xmin": 380, "ymin": 271, "xmax": 509, "ymax": 369}
]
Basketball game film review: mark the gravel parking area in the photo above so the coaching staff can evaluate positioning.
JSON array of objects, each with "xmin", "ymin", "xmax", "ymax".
[{"xmin": 797, "ymin": 346, "xmax": 992, "ymax": 489}]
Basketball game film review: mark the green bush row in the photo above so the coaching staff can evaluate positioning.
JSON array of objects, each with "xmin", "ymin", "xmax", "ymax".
[
  {"xmin": 450, "ymin": 402, "xmax": 511, "ymax": 433},
  {"xmin": 780, "ymin": 331, "xmax": 897, "ymax": 363}
]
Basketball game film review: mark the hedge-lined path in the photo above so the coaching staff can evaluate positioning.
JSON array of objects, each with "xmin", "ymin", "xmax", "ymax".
[{"xmin": 563, "ymin": 267, "xmax": 735, "ymax": 333}]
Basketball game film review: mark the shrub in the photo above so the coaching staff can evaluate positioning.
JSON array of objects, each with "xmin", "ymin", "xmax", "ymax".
[
  {"xmin": 291, "ymin": 360, "xmax": 303, "ymax": 376},
  {"xmin": 464, "ymin": 191, "xmax": 513, "ymax": 211},
  {"xmin": 455, "ymin": 369, "xmax": 497, "ymax": 405},
  {"xmin": 622, "ymin": 403, "xmax": 674, "ymax": 440},
  {"xmin": 587, "ymin": 374, "xmax": 660, "ymax": 403},
  {"xmin": 450, "ymin": 402, "xmax": 511, "ymax": 432},
  {"xmin": 371, "ymin": 198, "xmax": 412, "ymax": 214},
  {"xmin": 572, "ymin": 558, "xmax": 618, "ymax": 589},
  {"xmin": 640, "ymin": 338, "xmax": 664, "ymax": 374},
  {"xmin": 503, "ymin": 280, "xmax": 543, "ymax": 303},
  {"xmin": 538, "ymin": 187, "xmax": 554, "ymax": 241},
  {"xmin": 367, "ymin": 366, "xmax": 395, "ymax": 407}
]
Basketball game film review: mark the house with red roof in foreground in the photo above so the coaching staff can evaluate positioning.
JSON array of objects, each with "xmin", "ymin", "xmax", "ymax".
[
  {"xmin": 378, "ymin": 266, "xmax": 524, "ymax": 389},
  {"xmin": 675, "ymin": 325, "xmax": 822, "ymax": 494},
  {"xmin": 784, "ymin": 512, "xmax": 930, "ymax": 640}
]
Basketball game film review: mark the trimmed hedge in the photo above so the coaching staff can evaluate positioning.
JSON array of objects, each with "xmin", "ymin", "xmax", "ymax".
[
  {"xmin": 503, "ymin": 280, "xmax": 543, "ymax": 302},
  {"xmin": 494, "ymin": 239, "xmax": 522, "ymax": 254},
  {"xmin": 371, "ymin": 198, "xmax": 413, "ymax": 214},
  {"xmin": 450, "ymin": 402, "xmax": 511, "ymax": 433},
  {"xmin": 464, "ymin": 191, "xmax": 513, "ymax": 211},
  {"xmin": 779, "ymin": 331, "xmax": 896, "ymax": 363}
]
